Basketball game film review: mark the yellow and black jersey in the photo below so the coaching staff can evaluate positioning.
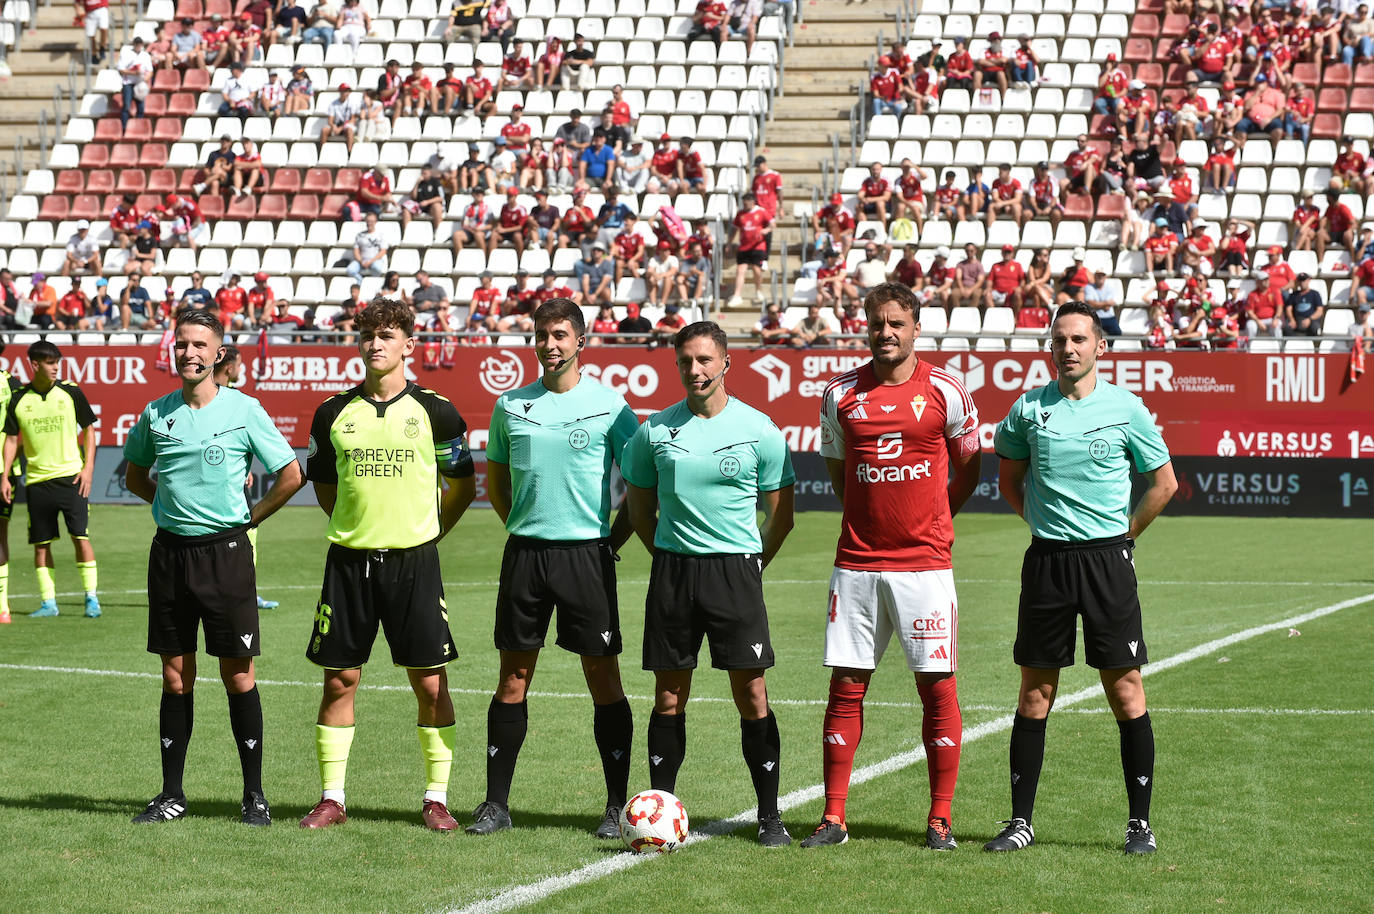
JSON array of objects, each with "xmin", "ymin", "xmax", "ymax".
[
  {"xmin": 307, "ymin": 382, "xmax": 474, "ymax": 550},
  {"xmin": 0, "ymin": 372, "xmax": 22, "ymax": 478},
  {"xmin": 4, "ymin": 379, "xmax": 97, "ymax": 485}
]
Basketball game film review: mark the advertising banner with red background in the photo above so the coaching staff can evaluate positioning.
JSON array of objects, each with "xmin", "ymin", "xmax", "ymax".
[{"xmin": 12, "ymin": 345, "xmax": 1370, "ymax": 462}]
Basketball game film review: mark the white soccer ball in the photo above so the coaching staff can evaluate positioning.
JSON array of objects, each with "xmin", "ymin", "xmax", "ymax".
[{"xmin": 618, "ymin": 790, "xmax": 689, "ymax": 854}]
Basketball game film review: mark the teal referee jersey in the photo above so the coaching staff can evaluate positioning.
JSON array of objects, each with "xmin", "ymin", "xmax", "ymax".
[
  {"xmin": 621, "ymin": 397, "xmax": 795, "ymax": 555},
  {"xmin": 994, "ymin": 380, "xmax": 1170, "ymax": 542},
  {"xmin": 124, "ymin": 387, "xmax": 298, "ymax": 536},
  {"xmin": 486, "ymin": 374, "xmax": 640, "ymax": 541}
]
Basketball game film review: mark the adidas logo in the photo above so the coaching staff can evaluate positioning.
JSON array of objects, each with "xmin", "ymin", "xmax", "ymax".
[
  {"xmin": 240, "ymin": 633, "xmax": 254, "ymax": 649},
  {"xmin": 1137, "ymin": 775, "xmax": 1150, "ymax": 786},
  {"xmin": 929, "ymin": 645, "xmax": 948, "ymax": 661},
  {"xmin": 602, "ymin": 631, "xmax": 612, "ymax": 645},
  {"xmin": 1128, "ymin": 640, "xmax": 1139, "ymax": 657},
  {"xmin": 929, "ymin": 736, "xmax": 957, "ymax": 748},
  {"xmin": 823, "ymin": 733, "xmax": 847, "ymax": 746},
  {"xmin": 163, "ymin": 803, "xmax": 184, "ymax": 820},
  {"xmin": 650, "ymin": 755, "xmax": 664, "ymax": 766},
  {"xmin": 762, "ymin": 761, "xmax": 775, "ymax": 772},
  {"xmin": 487, "ymin": 745, "xmax": 499, "ymax": 757},
  {"xmin": 846, "ymin": 405, "xmax": 868, "ymax": 420},
  {"xmin": 245, "ymin": 739, "xmax": 257, "ymax": 749},
  {"xmin": 161, "ymin": 738, "xmax": 173, "ymax": 749},
  {"xmin": 751, "ymin": 642, "xmax": 763, "ymax": 659}
]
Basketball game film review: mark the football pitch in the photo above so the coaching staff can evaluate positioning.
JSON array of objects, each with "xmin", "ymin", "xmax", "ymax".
[{"xmin": 1, "ymin": 506, "xmax": 1370, "ymax": 914}]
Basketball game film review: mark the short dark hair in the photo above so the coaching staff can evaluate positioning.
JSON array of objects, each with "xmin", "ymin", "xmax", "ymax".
[
  {"xmin": 862, "ymin": 281, "xmax": 921, "ymax": 324},
  {"xmin": 674, "ymin": 320, "xmax": 728, "ymax": 354},
  {"xmin": 220, "ymin": 344, "xmax": 242, "ymax": 364},
  {"xmin": 28, "ymin": 340, "xmax": 61, "ymax": 362},
  {"xmin": 177, "ymin": 307, "xmax": 225, "ymax": 340},
  {"xmin": 355, "ymin": 298, "xmax": 416, "ymax": 337},
  {"xmin": 1052, "ymin": 301, "xmax": 1105, "ymax": 339},
  {"xmin": 533, "ymin": 298, "xmax": 586, "ymax": 337}
]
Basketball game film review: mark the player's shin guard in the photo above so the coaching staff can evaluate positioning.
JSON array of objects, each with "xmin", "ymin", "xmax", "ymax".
[
  {"xmin": 227, "ymin": 687, "xmax": 264, "ymax": 794},
  {"xmin": 1009, "ymin": 713, "xmax": 1047, "ymax": 824},
  {"xmin": 159, "ymin": 692, "xmax": 193, "ymax": 796},
  {"xmin": 593, "ymin": 698, "xmax": 633, "ymax": 807},
  {"xmin": 647, "ymin": 711, "xmax": 686, "ymax": 793},
  {"xmin": 316, "ymin": 724, "xmax": 355, "ymax": 804},
  {"xmin": 419, "ymin": 724, "xmax": 456, "ymax": 805},
  {"xmin": 1118, "ymin": 712, "xmax": 1154, "ymax": 822},
  {"xmin": 918, "ymin": 676, "xmax": 962, "ymax": 823},
  {"xmin": 77, "ymin": 560, "xmax": 98, "ymax": 596},
  {"xmin": 35, "ymin": 565, "xmax": 56, "ymax": 602},
  {"xmin": 484, "ymin": 698, "xmax": 527, "ymax": 806},
  {"xmin": 821, "ymin": 680, "xmax": 866, "ymax": 824},
  {"xmin": 740, "ymin": 709, "xmax": 781, "ymax": 819}
]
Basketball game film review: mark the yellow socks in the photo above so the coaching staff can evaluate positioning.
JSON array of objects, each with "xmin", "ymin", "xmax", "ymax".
[
  {"xmin": 35, "ymin": 565, "xmax": 55, "ymax": 602},
  {"xmin": 418, "ymin": 724, "xmax": 456, "ymax": 804},
  {"xmin": 77, "ymin": 561, "xmax": 98, "ymax": 596},
  {"xmin": 316, "ymin": 724, "xmax": 356, "ymax": 805}
]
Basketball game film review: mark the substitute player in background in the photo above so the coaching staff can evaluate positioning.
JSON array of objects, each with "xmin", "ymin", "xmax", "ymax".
[
  {"xmin": 300, "ymin": 298, "xmax": 477, "ymax": 832},
  {"xmin": 0, "ymin": 343, "xmax": 22, "ymax": 624},
  {"xmin": 986, "ymin": 302, "xmax": 1175, "ymax": 855},
  {"xmin": 214, "ymin": 345, "xmax": 281, "ymax": 611},
  {"xmin": 622, "ymin": 321, "xmax": 796, "ymax": 848},
  {"xmin": 1, "ymin": 341, "xmax": 100, "ymax": 619},
  {"xmin": 124, "ymin": 309, "xmax": 303, "ymax": 826},
  {"xmin": 468, "ymin": 298, "xmax": 640, "ymax": 839},
  {"xmin": 802, "ymin": 281, "xmax": 981, "ymax": 851}
]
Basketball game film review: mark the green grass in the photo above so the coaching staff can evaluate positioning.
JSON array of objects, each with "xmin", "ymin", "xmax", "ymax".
[{"xmin": 0, "ymin": 508, "xmax": 1370, "ymax": 913}]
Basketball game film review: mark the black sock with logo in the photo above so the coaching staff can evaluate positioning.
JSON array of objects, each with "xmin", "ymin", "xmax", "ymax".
[
  {"xmin": 484, "ymin": 698, "xmax": 527, "ymax": 808},
  {"xmin": 740, "ymin": 710, "xmax": 781, "ymax": 819},
  {"xmin": 647, "ymin": 711, "xmax": 686, "ymax": 793},
  {"xmin": 1118, "ymin": 712, "xmax": 1154, "ymax": 822},
  {"xmin": 593, "ymin": 698, "xmax": 633, "ymax": 808},
  {"xmin": 1009, "ymin": 713, "xmax": 1046, "ymax": 824},
  {"xmin": 159, "ymin": 691, "xmax": 193, "ymax": 797},
  {"xmin": 227, "ymin": 687, "xmax": 264, "ymax": 795}
]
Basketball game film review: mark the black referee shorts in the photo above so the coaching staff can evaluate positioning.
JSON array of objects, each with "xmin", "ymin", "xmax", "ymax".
[
  {"xmin": 643, "ymin": 551, "xmax": 774, "ymax": 672},
  {"xmin": 1014, "ymin": 534, "xmax": 1148, "ymax": 671},
  {"xmin": 147, "ymin": 525, "xmax": 259, "ymax": 658},
  {"xmin": 27, "ymin": 476, "xmax": 89, "ymax": 544},
  {"xmin": 307, "ymin": 542, "xmax": 456, "ymax": 670},
  {"xmin": 494, "ymin": 536, "xmax": 621, "ymax": 656}
]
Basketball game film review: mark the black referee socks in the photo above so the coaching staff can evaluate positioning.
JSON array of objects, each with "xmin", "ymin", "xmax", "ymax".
[
  {"xmin": 1009, "ymin": 712, "xmax": 1047, "ymax": 824},
  {"xmin": 158, "ymin": 691, "xmax": 193, "ymax": 796},
  {"xmin": 1117, "ymin": 712, "xmax": 1155, "ymax": 822},
  {"xmin": 485, "ymin": 698, "xmax": 528, "ymax": 807},
  {"xmin": 227, "ymin": 687, "xmax": 264, "ymax": 795},
  {"xmin": 647, "ymin": 711, "xmax": 686, "ymax": 793},
  {"xmin": 593, "ymin": 698, "xmax": 633, "ymax": 808},
  {"xmin": 740, "ymin": 710, "xmax": 781, "ymax": 819}
]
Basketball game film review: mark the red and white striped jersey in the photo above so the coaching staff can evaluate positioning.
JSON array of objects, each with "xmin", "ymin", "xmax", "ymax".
[{"xmin": 820, "ymin": 359, "xmax": 978, "ymax": 571}]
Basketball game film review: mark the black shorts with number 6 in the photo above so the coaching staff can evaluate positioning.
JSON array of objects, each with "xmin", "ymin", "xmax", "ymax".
[
  {"xmin": 494, "ymin": 536, "xmax": 622, "ymax": 656},
  {"xmin": 1014, "ymin": 534, "xmax": 1148, "ymax": 670},
  {"xmin": 306, "ymin": 542, "xmax": 456, "ymax": 670},
  {"xmin": 642, "ymin": 551, "xmax": 774, "ymax": 672}
]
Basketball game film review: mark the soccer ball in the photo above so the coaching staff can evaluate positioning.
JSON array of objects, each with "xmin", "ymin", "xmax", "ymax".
[{"xmin": 618, "ymin": 790, "xmax": 689, "ymax": 854}]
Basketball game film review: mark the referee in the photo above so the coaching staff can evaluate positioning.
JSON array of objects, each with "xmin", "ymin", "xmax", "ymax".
[
  {"xmin": 468, "ymin": 298, "xmax": 640, "ymax": 839},
  {"xmin": 986, "ymin": 302, "xmax": 1177, "ymax": 855},
  {"xmin": 124, "ymin": 309, "xmax": 304, "ymax": 825},
  {"xmin": 622, "ymin": 321, "xmax": 796, "ymax": 848},
  {"xmin": 300, "ymin": 298, "xmax": 477, "ymax": 832}
]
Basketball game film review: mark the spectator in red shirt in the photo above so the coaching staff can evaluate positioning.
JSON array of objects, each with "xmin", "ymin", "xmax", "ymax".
[
  {"xmin": 216, "ymin": 273, "xmax": 251, "ymax": 330},
  {"xmin": 974, "ymin": 31, "xmax": 1009, "ymax": 96},
  {"xmin": 1204, "ymin": 132, "xmax": 1238, "ymax": 195},
  {"xmin": 109, "ymin": 193, "xmax": 141, "ymax": 250},
  {"xmin": 921, "ymin": 245, "xmax": 955, "ymax": 313},
  {"xmin": 589, "ymin": 303, "xmax": 618, "ymax": 345},
  {"xmin": 1094, "ymin": 52, "xmax": 1128, "ymax": 116},
  {"xmin": 751, "ymin": 155, "xmax": 783, "ymax": 221},
  {"xmin": 986, "ymin": 163, "xmax": 1025, "ymax": 228},
  {"xmin": 856, "ymin": 162, "xmax": 892, "ymax": 228},
  {"xmin": 1244, "ymin": 272, "xmax": 1283, "ymax": 338},
  {"xmin": 752, "ymin": 302, "xmax": 790, "ymax": 346},
  {"xmin": 481, "ymin": 0, "xmax": 514, "ymax": 53},
  {"xmin": 986, "ymin": 244, "xmax": 1025, "ymax": 311},
  {"xmin": 1333, "ymin": 135, "xmax": 1371, "ymax": 197},
  {"xmin": 500, "ymin": 104, "xmax": 533, "ymax": 152},
  {"xmin": 400, "ymin": 62, "xmax": 437, "ymax": 117},
  {"xmin": 891, "ymin": 158, "xmax": 928, "ymax": 230},
  {"xmin": 247, "ymin": 270, "xmax": 275, "ymax": 316},
  {"xmin": 1263, "ymin": 245, "xmax": 1296, "ymax": 293},
  {"xmin": 1290, "ymin": 189, "xmax": 1321, "ymax": 251},
  {"xmin": 944, "ymin": 38, "xmax": 974, "ymax": 91},
  {"xmin": 463, "ymin": 61, "xmax": 496, "ymax": 120},
  {"xmin": 56, "ymin": 278, "xmax": 90, "ymax": 331},
  {"xmin": 888, "ymin": 242, "xmax": 924, "ymax": 290},
  {"xmin": 492, "ymin": 186, "xmax": 528, "ymax": 254},
  {"xmin": 502, "ymin": 40, "xmax": 535, "ymax": 90},
  {"xmin": 1056, "ymin": 246, "xmax": 1093, "ymax": 304},
  {"xmin": 1059, "ymin": 134, "xmax": 1102, "ymax": 201},
  {"xmin": 1181, "ymin": 220, "xmax": 1216, "ymax": 275},
  {"xmin": 1352, "ymin": 256, "xmax": 1374, "ymax": 308},
  {"xmin": 675, "ymin": 137, "xmax": 707, "ymax": 195},
  {"xmin": 612, "ymin": 212, "xmax": 647, "ymax": 283},
  {"xmin": 354, "ymin": 164, "xmax": 394, "ymax": 218},
  {"xmin": 812, "ymin": 192, "xmax": 855, "ymax": 256},
  {"xmin": 816, "ymin": 248, "xmax": 858, "ymax": 311},
  {"xmin": 1283, "ymin": 82, "xmax": 1314, "ymax": 146},
  {"xmin": 534, "ymin": 36, "xmax": 564, "ymax": 89},
  {"xmin": 1144, "ymin": 218, "xmax": 1180, "ymax": 275},
  {"xmin": 1318, "ymin": 188, "xmax": 1356, "ymax": 261},
  {"xmin": 727, "ymin": 192, "xmax": 774, "ymax": 306},
  {"xmin": 687, "ymin": 0, "xmax": 727, "ymax": 49}
]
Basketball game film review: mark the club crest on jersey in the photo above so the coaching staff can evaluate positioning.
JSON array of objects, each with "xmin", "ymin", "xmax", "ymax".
[
  {"xmin": 855, "ymin": 391, "xmax": 868, "ymax": 402},
  {"xmin": 404, "ymin": 417, "xmax": 420, "ymax": 439},
  {"xmin": 911, "ymin": 394, "xmax": 927, "ymax": 421}
]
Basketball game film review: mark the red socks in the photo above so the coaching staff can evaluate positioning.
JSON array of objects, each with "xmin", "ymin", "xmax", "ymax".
[
  {"xmin": 820, "ymin": 679, "xmax": 867, "ymax": 824},
  {"xmin": 917, "ymin": 675, "xmax": 962, "ymax": 823}
]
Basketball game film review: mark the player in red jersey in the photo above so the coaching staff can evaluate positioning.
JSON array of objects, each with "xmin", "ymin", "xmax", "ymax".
[
  {"xmin": 751, "ymin": 155, "xmax": 783, "ymax": 221},
  {"xmin": 800, "ymin": 281, "xmax": 981, "ymax": 851},
  {"xmin": 726, "ymin": 192, "xmax": 774, "ymax": 306}
]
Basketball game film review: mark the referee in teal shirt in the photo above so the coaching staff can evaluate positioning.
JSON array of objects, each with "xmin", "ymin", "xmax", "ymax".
[
  {"xmin": 622, "ymin": 321, "xmax": 796, "ymax": 848},
  {"xmin": 124, "ymin": 309, "xmax": 304, "ymax": 827},
  {"xmin": 986, "ymin": 302, "xmax": 1177, "ymax": 856}
]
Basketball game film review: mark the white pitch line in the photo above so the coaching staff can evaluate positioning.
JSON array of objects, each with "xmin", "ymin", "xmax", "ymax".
[{"xmin": 445, "ymin": 590, "xmax": 1374, "ymax": 914}]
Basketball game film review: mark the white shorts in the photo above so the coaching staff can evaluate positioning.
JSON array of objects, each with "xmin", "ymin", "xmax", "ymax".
[
  {"xmin": 85, "ymin": 6, "xmax": 109, "ymax": 35},
  {"xmin": 824, "ymin": 567, "xmax": 958, "ymax": 673}
]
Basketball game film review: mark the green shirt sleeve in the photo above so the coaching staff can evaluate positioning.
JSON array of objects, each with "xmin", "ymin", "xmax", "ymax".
[
  {"xmin": 123, "ymin": 406, "xmax": 156, "ymax": 467},
  {"xmin": 994, "ymin": 396, "xmax": 1030, "ymax": 460},
  {"xmin": 1125, "ymin": 396, "xmax": 1170, "ymax": 473},
  {"xmin": 756, "ymin": 420, "xmax": 795, "ymax": 492},
  {"xmin": 608, "ymin": 401, "xmax": 640, "ymax": 467},
  {"xmin": 486, "ymin": 396, "xmax": 510, "ymax": 465},
  {"xmin": 619, "ymin": 420, "xmax": 657, "ymax": 489},
  {"xmin": 246, "ymin": 399, "xmax": 297, "ymax": 474}
]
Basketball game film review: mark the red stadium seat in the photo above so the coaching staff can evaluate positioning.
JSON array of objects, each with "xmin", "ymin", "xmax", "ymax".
[
  {"xmin": 1136, "ymin": 62, "xmax": 1164, "ymax": 89},
  {"xmin": 1161, "ymin": 14, "xmax": 1189, "ymax": 37},
  {"xmin": 303, "ymin": 167, "xmax": 333, "ymax": 192},
  {"xmin": 94, "ymin": 118, "xmax": 124, "ymax": 141},
  {"xmin": 110, "ymin": 143, "xmax": 139, "ymax": 167},
  {"xmin": 175, "ymin": 0, "xmax": 203, "ymax": 17},
  {"xmin": 154, "ymin": 117, "xmax": 183, "ymax": 141},
  {"xmin": 198, "ymin": 195, "xmax": 226, "ymax": 219},
  {"xmin": 226, "ymin": 194, "xmax": 257, "ymax": 221},
  {"xmin": 1291, "ymin": 63, "xmax": 1320, "ymax": 86},
  {"xmin": 1312, "ymin": 113, "xmax": 1342, "ymax": 139},
  {"xmin": 123, "ymin": 119, "xmax": 153, "ymax": 142},
  {"xmin": 182, "ymin": 69, "xmax": 211, "ymax": 92},
  {"xmin": 178, "ymin": 168, "xmax": 200, "ymax": 191},
  {"xmin": 70, "ymin": 195, "xmax": 102, "ymax": 220},
  {"xmin": 1130, "ymin": 15, "xmax": 1160, "ymax": 39},
  {"xmin": 139, "ymin": 144, "xmax": 169, "ymax": 168},
  {"xmin": 39, "ymin": 195, "xmax": 70, "ymax": 220},
  {"xmin": 56, "ymin": 170, "xmax": 85, "ymax": 193},
  {"xmin": 80, "ymin": 144, "xmax": 110, "ymax": 168},
  {"xmin": 1163, "ymin": 63, "xmax": 1189, "ymax": 87},
  {"xmin": 1139, "ymin": 0, "xmax": 1163, "ymax": 11},
  {"xmin": 167, "ymin": 92, "xmax": 197, "ymax": 116},
  {"xmin": 117, "ymin": 169, "xmax": 148, "ymax": 193},
  {"xmin": 320, "ymin": 194, "xmax": 348, "ymax": 220},
  {"xmin": 1124, "ymin": 38, "xmax": 1154, "ymax": 64},
  {"xmin": 1323, "ymin": 64, "xmax": 1352, "ymax": 86},
  {"xmin": 1355, "ymin": 63, "xmax": 1374, "ymax": 86},
  {"xmin": 148, "ymin": 168, "xmax": 178, "ymax": 193},
  {"xmin": 334, "ymin": 168, "xmax": 361, "ymax": 193},
  {"xmin": 1316, "ymin": 87, "xmax": 1346, "ymax": 113},
  {"xmin": 257, "ymin": 194, "xmax": 288, "ymax": 219},
  {"xmin": 270, "ymin": 168, "xmax": 301, "ymax": 193},
  {"xmin": 86, "ymin": 169, "xmax": 116, "ymax": 193},
  {"xmin": 134, "ymin": 193, "xmax": 161, "ymax": 213},
  {"xmin": 143, "ymin": 94, "xmax": 168, "ymax": 117},
  {"xmin": 289, "ymin": 194, "xmax": 321, "ymax": 219},
  {"xmin": 1063, "ymin": 194, "xmax": 1093, "ymax": 220},
  {"xmin": 205, "ymin": 0, "xmax": 231, "ymax": 17},
  {"xmin": 153, "ymin": 69, "xmax": 181, "ymax": 92},
  {"xmin": 1097, "ymin": 196, "xmax": 1127, "ymax": 219},
  {"xmin": 1351, "ymin": 87, "xmax": 1374, "ymax": 113}
]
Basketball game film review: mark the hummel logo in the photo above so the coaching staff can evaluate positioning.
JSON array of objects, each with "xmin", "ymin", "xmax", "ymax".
[
  {"xmin": 751, "ymin": 642, "xmax": 763, "ymax": 659},
  {"xmin": 669, "ymin": 428, "xmax": 681, "ymax": 439},
  {"xmin": 245, "ymin": 739, "xmax": 257, "ymax": 749},
  {"xmin": 522, "ymin": 402, "xmax": 533, "ymax": 413},
  {"xmin": 240, "ymin": 633, "xmax": 254, "ymax": 649},
  {"xmin": 611, "ymin": 750, "xmax": 624, "ymax": 760},
  {"xmin": 1136, "ymin": 776, "xmax": 1150, "ymax": 786},
  {"xmin": 929, "ymin": 645, "xmax": 948, "ymax": 661},
  {"xmin": 1128, "ymin": 640, "xmax": 1139, "ymax": 656},
  {"xmin": 824, "ymin": 733, "xmax": 846, "ymax": 746},
  {"xmin": 162, "ymin": 738, "xmax": 173, "ymax": 749},
  {"xmin": 929, "ymin": 736, "xmax": 957, "ymax": 748},
  {"xmin": 487, "ymin": 745, "xmax": 499, "ymax": 757},
  {"xmin": 762, "ymin": 761, "xmax": 775, "ymax": 772},
  {"xmin": 650, "ymin": 755, "xmax": 664, "ymax": 766},
  {"xmin": 880, "ymin": 404, "xmax": 896, "ymax": 413},
  {"xmin": 602, "ymin": 631, "xmax": 612, "ymax": 645}
]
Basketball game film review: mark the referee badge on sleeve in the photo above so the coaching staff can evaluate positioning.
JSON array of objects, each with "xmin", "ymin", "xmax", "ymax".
[{"xmin": 307, "ymin": 435, "xmax": 318, "ymax": 458}]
